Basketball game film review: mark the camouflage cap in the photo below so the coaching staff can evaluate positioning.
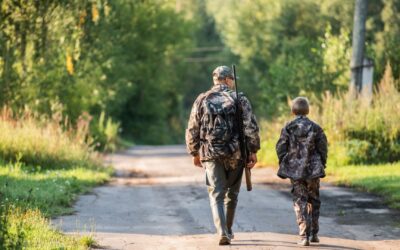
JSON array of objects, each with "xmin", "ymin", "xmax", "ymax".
[{"xmin": 212, "ymin": 66, "xmax": 234, "ymax": 80}]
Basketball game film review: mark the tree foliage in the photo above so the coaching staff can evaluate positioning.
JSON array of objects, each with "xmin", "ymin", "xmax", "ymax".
[
  {"xmin": 0, "ymin": 0, "xmax": 399, "ymax": 144},
  {"xmin": 0, "ymin": 0, "xmax": 194, "ymax": 144},
  {"xmin": 206, "ymin": 0, "xmax": 400, "ymax": 116}
]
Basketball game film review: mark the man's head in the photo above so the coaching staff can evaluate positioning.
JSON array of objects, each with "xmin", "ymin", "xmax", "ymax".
[
  {"xmin": 212, "ymin": 66, "xmax": 235, "ymax": 88},
  {"xmin": 291, "ymin": 97, "xmax": 309, "ymax": 116}
]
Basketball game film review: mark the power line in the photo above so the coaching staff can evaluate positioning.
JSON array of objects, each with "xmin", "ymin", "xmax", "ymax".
[{"xmin": 184, "ymin": 57, "xmax": 226, "ymax": 63}]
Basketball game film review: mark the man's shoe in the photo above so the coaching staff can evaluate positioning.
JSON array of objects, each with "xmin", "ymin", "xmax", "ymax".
[
  {"xmin": 297, "ymin": 238, "xmax": 310, "ymax": 246},
  {"xmin": 310, "ymin": 234, "xmax": 319, "ymax": 243},
  {"xmin": 219, "ymin": 236, "xmax": 231, "ymax": 245}
]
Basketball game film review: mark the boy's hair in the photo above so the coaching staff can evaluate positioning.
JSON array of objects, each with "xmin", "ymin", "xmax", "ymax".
[{"xmin": 291, "ymin": 97, "xmax": 309, "ymax": 115}]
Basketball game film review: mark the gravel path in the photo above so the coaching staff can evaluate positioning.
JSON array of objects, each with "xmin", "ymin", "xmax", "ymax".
[{"xmin": 53, "ymin": 145, "xmax": 400, "ymax": 250}]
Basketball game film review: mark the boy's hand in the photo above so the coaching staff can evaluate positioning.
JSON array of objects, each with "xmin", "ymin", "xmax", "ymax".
[
  {"xmin": 247, "ymin": 153, "xmax": 257, "ymax": 169},
  {"xmin": 193, "ymin": 155, "xmax": 202, "ymax": 168}
]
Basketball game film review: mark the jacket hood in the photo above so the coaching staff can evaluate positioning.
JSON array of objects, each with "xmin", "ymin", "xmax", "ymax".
[{"xmin": 286, "ymin": 116, "xmax": 313, "ymax": 137}]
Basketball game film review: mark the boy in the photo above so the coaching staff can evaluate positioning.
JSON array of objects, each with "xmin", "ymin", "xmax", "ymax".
[{"xmin": 276, "ymin": 97, "xmax": 328, "ymax": 246}]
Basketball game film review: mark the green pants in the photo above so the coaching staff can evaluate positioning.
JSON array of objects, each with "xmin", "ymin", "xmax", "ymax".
[{"xmin": 203, "ymin": 160, "xmax": 244, "ymax": 237}]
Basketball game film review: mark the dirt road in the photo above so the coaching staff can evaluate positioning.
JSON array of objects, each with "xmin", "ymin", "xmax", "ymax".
[{"xmin": 54, "ymin": 145, "xmax": 400, "ymax": 249}]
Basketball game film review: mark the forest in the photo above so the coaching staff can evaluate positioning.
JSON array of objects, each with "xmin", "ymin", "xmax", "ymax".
[{"xmin": 0, "ymin": 0, "xmax": 399, "ymax": 145}]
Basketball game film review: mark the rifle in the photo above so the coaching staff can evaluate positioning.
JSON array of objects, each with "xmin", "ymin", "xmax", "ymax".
[{"xmin": 232, "ymin": 65, "xmax": 252, "ymax": 191}]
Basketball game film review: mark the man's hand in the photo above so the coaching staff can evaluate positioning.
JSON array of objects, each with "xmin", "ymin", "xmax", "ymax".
[
  {"xmin": 247, "ymin": 153, "xmax": 257, "ymax": 169},
  {"xmin": 193, "ymin": 155, "xmax": 202, "ymax": 168}
]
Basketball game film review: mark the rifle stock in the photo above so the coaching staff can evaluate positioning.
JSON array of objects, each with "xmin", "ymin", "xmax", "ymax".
[
  {"xmin": 245, "ymin": 166, "xmax": 252, "ymax": 191},
  {"xmin": 232, "ymin": 65, "xmax": 252, "ymax": 191}
]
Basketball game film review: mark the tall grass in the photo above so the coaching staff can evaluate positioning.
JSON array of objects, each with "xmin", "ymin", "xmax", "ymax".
[
  {"xmin": 0, "ymin": 107, "xmax": 98, "ymax": 169},
  {"xmin": 313, "ymin": 64, "xmax": 400, "ymax": 164},
  {"xmin": 258, "ymin": 64, "xmax": 400, "ymax": 167},
  {"xmin": 257, "ymin": 119, "xmax": 282, "ymax": 167},
  {"xmin": 0, "ymin": 107, "xmax": 112, "ymax": 248}
]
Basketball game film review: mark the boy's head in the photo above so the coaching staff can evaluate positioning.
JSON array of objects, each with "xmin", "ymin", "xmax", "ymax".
[{"xmin": 291, "ymin": 97, "xmax": 309, "ymax": 116}]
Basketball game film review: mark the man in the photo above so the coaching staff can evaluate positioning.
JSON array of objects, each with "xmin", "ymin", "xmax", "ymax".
[{"xmin": 185, "ymin": 65, "xmax": 260, "ymax": 245}]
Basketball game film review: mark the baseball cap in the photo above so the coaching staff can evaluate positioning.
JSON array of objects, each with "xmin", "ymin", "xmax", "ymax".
[{"xmin": 212, "ymin": 66, "xmax": 235, "ymax": 80}]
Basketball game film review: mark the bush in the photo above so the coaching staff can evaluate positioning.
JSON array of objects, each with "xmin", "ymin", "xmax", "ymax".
[
  {"xmin": 90, "ymin": 111, "xmax": 121, "ymax": 152},
  {"xmin": 344, "ymin": 130, "xmax": 400, "ymax": 164},
  {"xmin": 0, "ymin": 204, "xmax": 24, "ymax": 249},
  {"xmin": 316, "ymin": 64, "xmax": 400, "ymax": 164}
]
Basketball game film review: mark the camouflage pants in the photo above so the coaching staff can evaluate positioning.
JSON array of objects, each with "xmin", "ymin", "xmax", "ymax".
[
  {"xmin": 291, "ymin": 178, "xmax": 321, "ymax": 238},
  {"xmin": 203, "ymin": 160, "xmax": 243, "ymax": 237}
]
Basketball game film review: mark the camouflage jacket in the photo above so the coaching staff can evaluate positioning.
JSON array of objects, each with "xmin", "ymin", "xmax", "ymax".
[
  {"xmin": 276, "ymin": 116, "xmax": 328, "ymax": 180},
  {"xmin": 185, "ymin": 83, "xmax": 260, "ymax": 161}
]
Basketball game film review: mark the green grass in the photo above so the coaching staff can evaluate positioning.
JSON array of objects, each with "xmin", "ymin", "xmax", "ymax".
[
  {"xmin": 0, "ymin": 108, "xmax": 113, "ymax": 249},
  {"xmin": 4, "ymin": 207, "xmax": 94, "ymax": 249},
  {"xmin": 326, "ymin": 162, "xmax": 400, "ymax": 209},
  {"xmin": 0, "ymin": 161, "xmax": 112, "ymax": 249},
  {"xmin": 0, "ymin": 161, "xmax": 111, "ymax": 216}
]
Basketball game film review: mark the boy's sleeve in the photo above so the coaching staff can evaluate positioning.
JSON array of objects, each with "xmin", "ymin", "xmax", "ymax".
[
  {"xmin": 316, "ymin": 126, "xmax": 328, "ymax": 167},
  {"xmin": 185, "ymin": 94, "xmax": 204, "ymax": 156},
  {"xmin": 239, "ymin": 95, "xmax": 260, "ymax": 153},
  {"xmin": 276, "ymin": 127, "xmax": 289, "ymax": 163}
]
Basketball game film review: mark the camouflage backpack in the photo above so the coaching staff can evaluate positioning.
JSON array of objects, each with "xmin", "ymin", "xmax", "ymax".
[{"xmin": 200, "ymin": 90, "xmax": 238, "ymax": 159}]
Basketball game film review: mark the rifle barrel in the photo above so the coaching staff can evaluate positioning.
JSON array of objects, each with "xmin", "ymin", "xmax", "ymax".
[{"xmin": 232, "ymin": 65, "xmax": 252, "ymax": 191}]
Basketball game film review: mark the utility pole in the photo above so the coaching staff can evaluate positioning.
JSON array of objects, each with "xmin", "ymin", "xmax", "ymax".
[{"xmin": 350, "ymin": 0, "xmax": 368, "ymax": 96}]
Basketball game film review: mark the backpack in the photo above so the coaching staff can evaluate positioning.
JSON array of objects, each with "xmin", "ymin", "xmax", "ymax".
[{"xmin": 200, "ymin": 90, "xmax": 238, "ymax": 159}]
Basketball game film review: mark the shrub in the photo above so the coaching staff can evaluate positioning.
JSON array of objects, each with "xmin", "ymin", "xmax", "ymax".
[
  {"xmin": 316, "ymin": 64, "xmax": 400, "ymax": 164},
  {"xmin": 90, "ymin": 111, "xmax": 121, "ymax": 153},
  {"xmin": 0, "ymin": 203, "xmax": 25, "ymax": 249}
]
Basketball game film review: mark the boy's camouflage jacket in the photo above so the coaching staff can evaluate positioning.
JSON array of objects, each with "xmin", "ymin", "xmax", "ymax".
[
  {"xmin": 185, "ymin": 83, "xmax": 260, "ymax": 161},
  {"xmin": 276, "ymin": 116, "xmax": 328, "ymax": 180}
]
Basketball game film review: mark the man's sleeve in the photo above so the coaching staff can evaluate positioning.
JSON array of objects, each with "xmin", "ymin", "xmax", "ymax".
[
  {"xmin": 239, "ymin": 95, "xmax": 260, "ymax": 153},
  {"xmin": 276, "ymin": 127, "xmax": 289, "ymax": 163},
  {"xmin": 185, "ymin": 94, "xmax": 203, "ymax": 156},
  {"xmin": 316, "ymin": 126, "xmax": 328, "ymax": 167}
]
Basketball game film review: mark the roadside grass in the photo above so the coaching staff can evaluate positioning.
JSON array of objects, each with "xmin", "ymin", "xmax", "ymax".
[
  {"xmin": 0, "ymin": 161, "xmax": 111, "ymax": 216},
  {"xmin": 4, "ymin": 207, "xmax": 95, "ymax": 249},
  {"xmin": 0, "ymin": 108, "xmax": 97, "ymax": 170},
  {"xmin": 326, "ymin": 162, "xmax": 400, "ymax": 209},
  {"xmin": 0, "ymin": 107, "xmax": 113, "ymax": 248},
  {"xmin": 0, "ymin": 161, "xmax": 112, "ymax": 249}
]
